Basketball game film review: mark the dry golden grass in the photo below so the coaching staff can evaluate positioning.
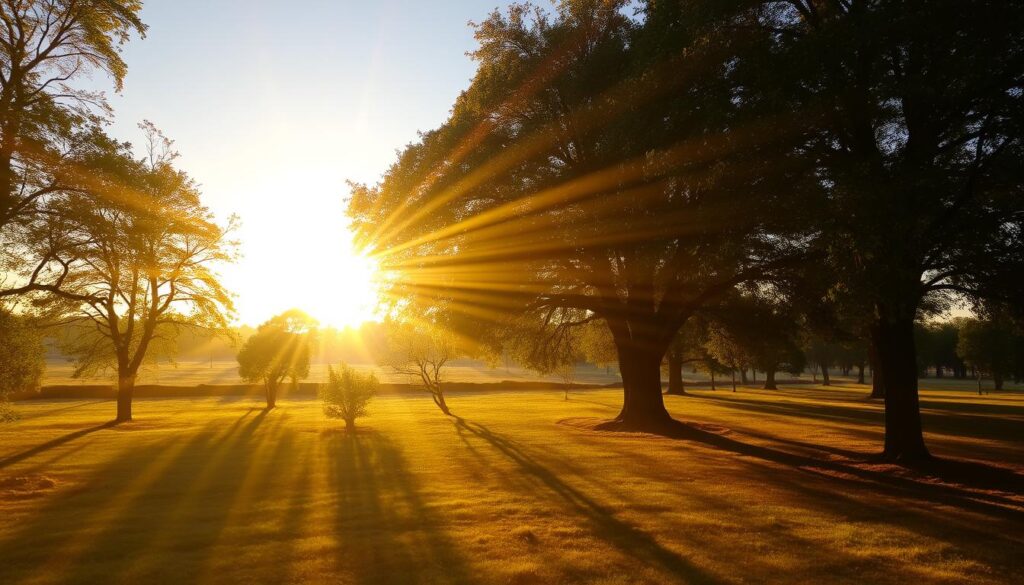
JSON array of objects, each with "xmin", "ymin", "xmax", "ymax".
[{"xmin": 0, "ymin": 383, "xmax": 1021, "ymax": 584}]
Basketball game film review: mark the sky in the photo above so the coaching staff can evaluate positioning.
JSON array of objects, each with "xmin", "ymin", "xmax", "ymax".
[{"xmin": 95, "ymin": 1, "xmax": 501, "ymax": 327}]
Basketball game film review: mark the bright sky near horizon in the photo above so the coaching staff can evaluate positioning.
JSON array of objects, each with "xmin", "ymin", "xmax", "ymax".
[{"xmin": 95, "ymin": 1, "xmax": 498, "ymax": 328}]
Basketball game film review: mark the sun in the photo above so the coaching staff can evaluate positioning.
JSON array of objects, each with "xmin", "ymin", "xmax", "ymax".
[
  {"xmin": 225, "ymin": 192, "xmax": 383, "ymax": 330},
  {"xmin": 302, "ymin": 249, "xmax": 381, "ymax": 329}
]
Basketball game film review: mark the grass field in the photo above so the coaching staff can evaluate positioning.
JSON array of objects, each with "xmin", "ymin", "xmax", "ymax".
[{"xmin": 1, "ymin": 384, "xmax": 1022, "ymax": 584}]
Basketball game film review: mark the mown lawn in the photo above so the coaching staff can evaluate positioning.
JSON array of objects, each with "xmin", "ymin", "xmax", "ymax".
[{"xmin": 0, "ymin": 384, "xmax": 1021, "ymax": 584}]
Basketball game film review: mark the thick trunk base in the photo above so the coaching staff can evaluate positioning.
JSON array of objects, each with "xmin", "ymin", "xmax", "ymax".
[
  {"xmin": 115, "ymin": 374, "xmax": 135, "ymax": 422},
  {"xmin": 614, "ymin": 345, "xmax": 674, "ymax": 430},
  {"xmin": 115, "ymin": 388, "xmax": 133, "ymax": 422},
  {"xmin": 873, "ymin": 310, "xmax": 930, "ymax": 462}
]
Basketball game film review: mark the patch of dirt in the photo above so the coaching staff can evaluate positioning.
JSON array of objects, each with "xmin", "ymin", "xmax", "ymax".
[{"xmin": 0, "ymin": 475, "xmax": 58, "ymax": 500}]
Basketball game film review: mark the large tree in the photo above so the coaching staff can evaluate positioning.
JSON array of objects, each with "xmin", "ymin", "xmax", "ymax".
[
  {"xmin": 736, "ymin": 0, "xmax": 1024, "ymax": 460},
  {"xmin": 32, "ymin": 125, "xmax": 235, "ymax": 421},
  {"xmin": 349, "ymin": 0, "xmax": 813, "ymax": 429},
  {"xmin": 0, "ymin": 1, "xmax": 146, "ymax": 294}
]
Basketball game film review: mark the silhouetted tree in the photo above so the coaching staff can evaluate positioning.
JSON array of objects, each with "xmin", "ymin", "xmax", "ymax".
[
  {"xmin": 740, "ymin": 0, "xmax": 1024, "ymax": 460},
  {"xmin": 238, "ymin": 310, "xmax": 317, "ymax": 409},
  {"xmin": 957, "ymin": 318, "xmax": 1020, "ymax": 393},
  {"xmin": 803, "ymin": 336, "xmax": 839, "ymax": 386},
  {"xmin": 348, "ymin": 1, "xmax": 813, "ymax": 430},
  {"xmin": 663, "ymin": 319, "xmax": 708, "ymax": 396}
]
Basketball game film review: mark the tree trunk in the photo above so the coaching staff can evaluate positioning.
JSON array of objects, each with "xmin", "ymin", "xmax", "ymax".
[
  {"xmin": 431, "ymin": 386, "xmax": 452, "ymax": 416},
  {"xmin": 820, "ymin": 363, "xmax": 830, "ymax": 386},
  {"xmin": 872, "ymin": 309, "xmax": 930, "ymax": 462},
  {"xmin": 116, "ymin": 373, "xmax": 136, "ymax": 422},
  {"xmin": 345, "ymin": 417, "xmax": 355, "ymax": 431},
  {"xmin": 763, "ymin": 369, "xmax": 777, "ymax": 390},
  {"xmin": 740, "ymin": 369, "xmax": 748, "ymax": 384},
  {"xmin": 869, "ymin": 340, "xmax": 886, "ymax": 398},
  {"xmin": 731, "ymin": 369, "xmax": 737, "ymax": 392},
  {"xmin": 709, "ymin": 369, "xmax": 716, "ymax": 391},
  {"xmin": 857, "ymin": 362, "xmax": 866, "ymax": 385},
  {"xmin": 752, "ymin": 369, "xmax": 757, "ymax": 382},
  {"xmin": 665, "ymin": 353, "xmax": 685, "ymax": 395},
  {"xmin": 266, "ymin": 380, "xmax": 277, "ymax": 410},
  {"xmin": 614, "ymin": 341, "xmax": 673, "ymax": 428},
  {"xmin": 994, "ymin": 373, "xmax": 1004, "ymax": 392}
]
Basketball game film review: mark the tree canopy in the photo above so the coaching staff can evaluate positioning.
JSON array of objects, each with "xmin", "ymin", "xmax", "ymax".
[
  {"xmin": 237, "ymin": 309, "xmax": 318, "ymax": 409},
  {"xmin": 349, "ymin": 0, "xmax": 814, "ymax": 429},
  {"xmin": 32, "ymin": 125, "xmax": 236, "ymax": 421}
]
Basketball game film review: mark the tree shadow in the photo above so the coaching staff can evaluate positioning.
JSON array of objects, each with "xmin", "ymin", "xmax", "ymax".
[
  {"xmin": 451, "ymin": 416, "xmax": 720, "ymax": 584},
  {"xmin": 0, "ymin": 421, "xmax": 119, "ymax": 470},
  {"xmin": 324, "ymin": 431, "xmax": 470, "ymax": 585},
  {"xmin": 637, "ymin": 420, "xmax": 1024, "ymax": 521},
  {"xmin": 0, "ymin": 407, "xmax": 274, "ymax": 583},
  {"xmin": 15, "ymin": 400, "xmax": 110, "ymax": 421},
  {"xmin": 694, "ymin": 393, "xmax": 1024, "ymax": 444}
]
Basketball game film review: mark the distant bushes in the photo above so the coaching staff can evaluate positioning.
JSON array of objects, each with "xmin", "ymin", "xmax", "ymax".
[{"xmin": 320, "ymin": 364, "xmax": 378, "ymax": 431}]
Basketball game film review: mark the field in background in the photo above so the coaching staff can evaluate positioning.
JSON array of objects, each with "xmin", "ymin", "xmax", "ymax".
[
  {"xmin": 1, "ymin": 382, "xmax": 1021, "ymax": 584},
  {"xmin": 40, "ymin": 359, "xmax": 624, "ymax": 387},
  {"xmin": 40, "ymin": 358, "xmax": 1022, "ymax": 394}
]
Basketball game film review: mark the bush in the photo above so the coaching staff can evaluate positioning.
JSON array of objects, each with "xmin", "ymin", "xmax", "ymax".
[{"xmin": 320, "ymin": 364, "xmax": 378, "ymax": 431}]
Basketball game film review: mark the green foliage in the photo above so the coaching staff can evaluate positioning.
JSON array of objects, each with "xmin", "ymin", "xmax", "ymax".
[
  {"xmin": 1, "ymin": 1, "xmax": 147, "ymax": 294},
  {"xmin": 320, "ymin": 364, "xmax": 378, "ymax": 429},
  {"xmin": 956, "ymin": 319, "xmax": 1021, "ymax": 389},
  {"xmin": 27, "ymin": 126, "xmax": 236, "ymax": 398},
  {"xmin": 704, "ymin": 296, "xmax": 806, "ymax": 377},
  {"xmin": 0, "ymin": 310, "xmax": 44, "ymax": 395},
  {"xmin": 237, "ymin": 310, "xmax": 317, "ymax": 393},
  {"xmin": 0, "ymin": 310, "xmax": 44, "ymax": 420},
  {"xmin": 916, "ymin": 322, "xmax": 966, "ymax": 377}
]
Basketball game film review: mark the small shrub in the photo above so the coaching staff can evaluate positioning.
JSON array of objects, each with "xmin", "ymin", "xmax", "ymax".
[{"xmin": 320, "ymin": 364, "xmax": 378, "ymax": 431}]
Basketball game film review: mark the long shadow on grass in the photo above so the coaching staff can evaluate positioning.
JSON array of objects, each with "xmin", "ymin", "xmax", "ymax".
[
  {"xmin": 325, "ymin": 431, "xmax": 469, "ymax": 585},
  {"xmin": 0, "ymin": 407, "xmax": 274, "ymax": 584},
  {"xmin": 693, "ymin": 393, "xmax": 1024, "ymax": 444},
  {"xmin": 15, "ymin": 399, "xmax": 111, "ymax": 421},
  {"xmin": 645, "ymin": 420, "xmax": 1024, "ymax": 521},
  {"xmin": 0, "ymin": 420, "xmax": 118, "ymax": 470},
  {"xmin": 452, "ymin": 417, "xmax": 720, "ymax": 584}
]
